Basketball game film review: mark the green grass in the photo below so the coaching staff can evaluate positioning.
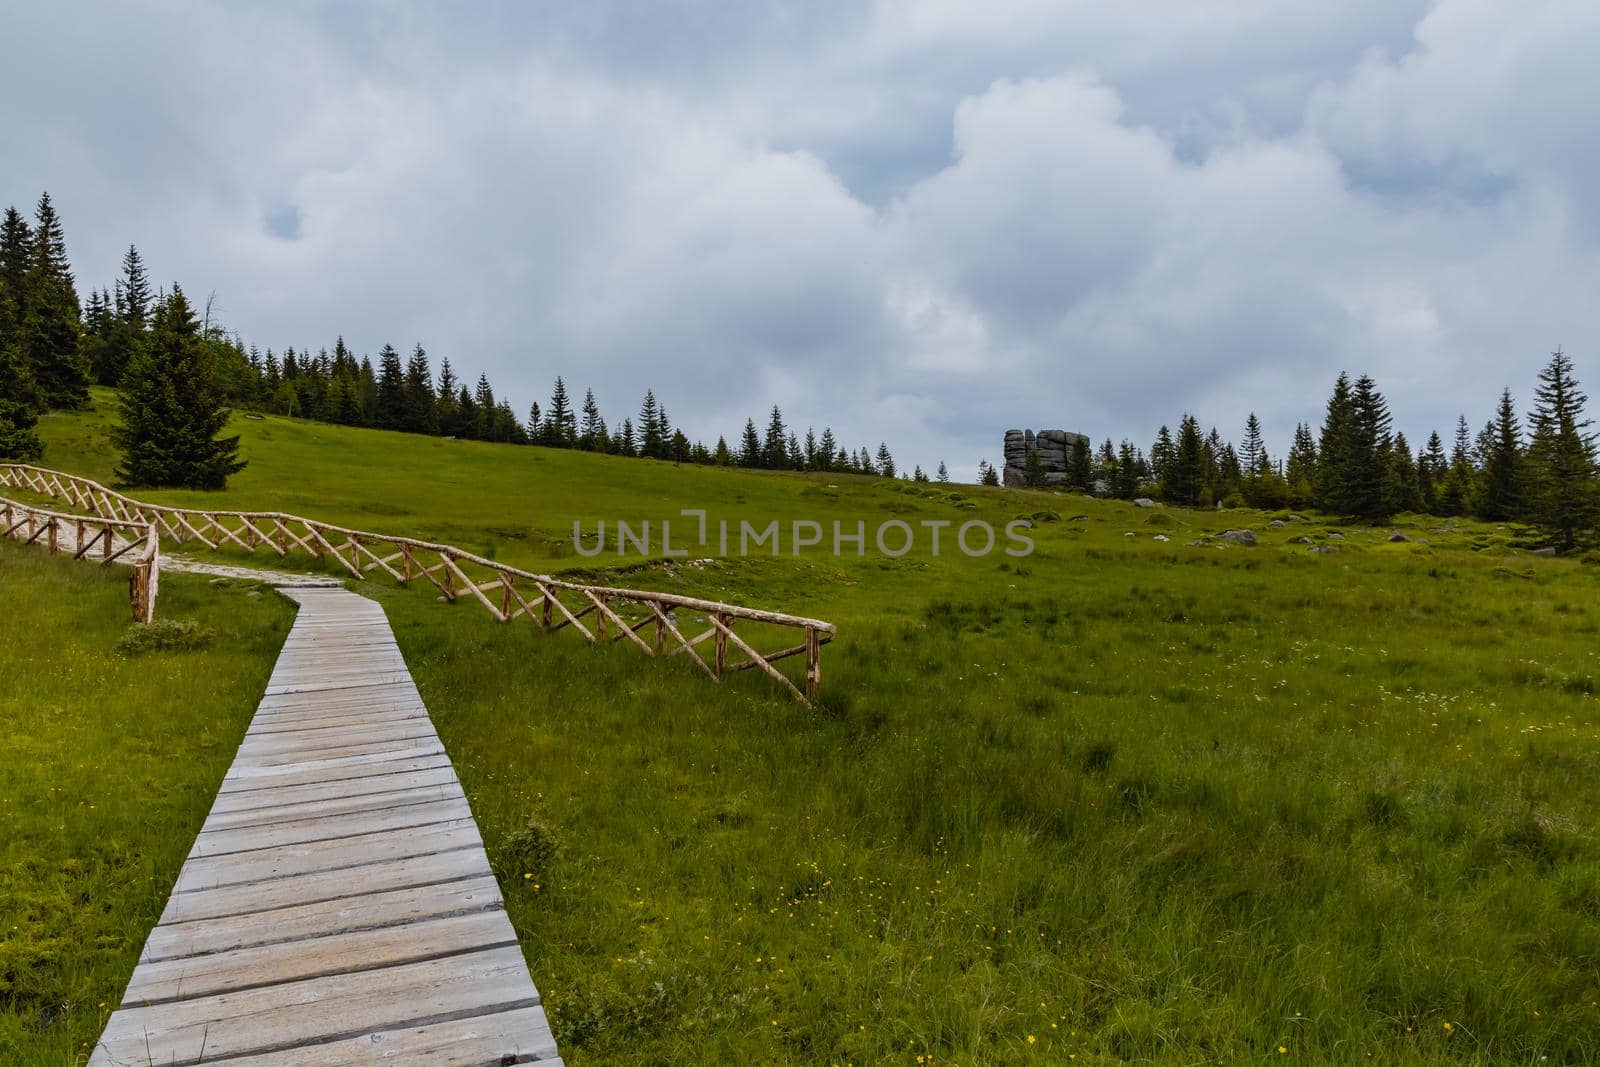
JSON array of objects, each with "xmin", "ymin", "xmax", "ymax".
[
  {"xmin": 12, "ymin": 389, "xmax": 1600, "ymax": 1063},
  {"xmin": 0, "ymin": 545, "xmax": 293, "ymax": 1064}
]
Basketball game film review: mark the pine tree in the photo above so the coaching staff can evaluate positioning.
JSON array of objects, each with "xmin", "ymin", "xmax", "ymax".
[
  {"xmin": 23, "ymin": 193, "xmax": 88, "ymax": 408},
  {"xmin": 546, "ymin": 376, "xmax": 575, "ymax": 447},
  {"xmin": 1241, "ymin": 413, "xmax": 1265, "ymax": 476},
  {"xmin": 876, "ymin": 442, "xmax": 895, "ymax": 478},
  {"xmin": 1163, "ymin": 415, "xmax": 1204, "ymax": 505},
  {"xmin": 1344, "ymin": 375, "xmax": 1394, "ymax": 521},
  {"xmin": 0, "ymin": 339, "xmax": 42, "ymax": 460},
  {"xmin": 402, "ymin": 344, "xmax": 437, "ymax": 434},
  {"xmin": 979, "ymin": 460, "xmax": 1000, "ymax": 487},
  {"xmin": 1418, "ymin": 431, "xmax": 1447, "ymax": 512},
  {"xmin": 120, "ymin": 245, "xmax": 151, "ymax": 329},
  {"xmin": 764, "ymin": 405, "xmax": 787, "ymax": 469},
  {"xmin": 1114, "ymin": 440, "xmax": 1140, "ymax": 499},
  {"xmin": 1022, "ymin": 448, "xmax": 1046, "ymax": 488},
  {"xmin": 1437, "ymin": 415, "xmax": 1477, "ymax": 516},
  {"xmin": 672, "ymin": 429, "xmax": 693, "ymax": 463},
  {"xmin": 739, "ymin": 418, "xmax": 762, "ymax": 467},
  {"xmin": 638, "ymin": 389, "xmax": 662, "ymax": 458},
  {"xmin": 713, "ymin": 436, "xmax": 732, "ymax": 466},
  {"xmin": 579, "ymin": 388, "xmax": 603, "ymax": 450},
  {"xmin": 1478, "ymin": 388, "xmax": 1524, "ymax": 521},
  {"xmin": 1385, "ymin": 432, "xmax": 1423, "ymax": 515},
  {"xmin": 617, "ymin": 417, "xmax": 637, "ymax": 458},
  {"xmin": 435, "ymin": 358, "xmax": 459, "ymax": 436},
  {"xmin": 803, "ymin": 428, "xmax": 818, "ymax": 470},
  {"xmin": 1526, "ymin": 348, "xmax": 1598, "ymax": 551},
  {"xmin": 473, "ymin": 374, "xmax": 495, "ymax": 440},
  {"xmin": 786, "ymin": 432, "xmax": 804, "ymax": 470},
  {"xmin": 1069, "ymin": 438, "xmax": 1092, "ymax": 490},
  {"xmin": 113, "ymin": 286, "xmax": 245, "ymax": 488},
  {"xmin": 936, "ymin": 460, "xmax": 950, "ymax": 483},
  {"xmin": 1150, "ymin": 425, "xmax": 1174, "ymax": 482},
  {"xmin": 1315, "ymin": 373, "xmax": 1354, "ymax": 513},
  {"xmin": 1285, "ymin": 422, "xmax": 1317, "ymax": 506},
  {"xmin": 912, "ymin": 465, "xmax": 928, "ymax": 482},
  {"xmin": 0, "ymin": 207, "xmax": 30, "ymax": 357},
  {"xmin": 816, "ymin": 427, "xmax": 837, "ymax": 472},
  {"xmin": 374, "ymin": 344, "xmax": 404, "ymax": 429}
]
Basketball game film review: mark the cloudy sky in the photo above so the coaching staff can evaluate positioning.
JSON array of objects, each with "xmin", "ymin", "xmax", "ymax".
[{"xmin": 6, "ymin": 1, "xmax": 1597, "ymax": 478}]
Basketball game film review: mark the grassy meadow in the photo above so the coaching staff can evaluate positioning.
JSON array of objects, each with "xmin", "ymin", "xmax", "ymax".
[
  {"xmin": 0, "ymin": 545, "xmax": 293, "ymax": 1063},
  {"xmin": 5, "ymin": 388, "xmax": 1600, "ymax": 1063}
]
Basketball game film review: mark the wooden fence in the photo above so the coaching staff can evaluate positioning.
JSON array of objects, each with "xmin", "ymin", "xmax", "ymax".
[
  {"xmin": 1, "ymin": 493, "xmax": 160, "ymax": 622},
  {"xmin": 0, "ymin": 464, "xmax": 834, "ymax": 701}
]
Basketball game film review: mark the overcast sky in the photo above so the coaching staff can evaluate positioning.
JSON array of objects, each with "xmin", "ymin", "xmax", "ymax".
[{"xmin": 6, "ymin": 1, "xmax": 1597, "ymax": 479}]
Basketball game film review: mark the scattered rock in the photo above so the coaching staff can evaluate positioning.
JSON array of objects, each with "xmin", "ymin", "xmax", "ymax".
[
  {"xmin": 1133, "ymin": 497, "xmax": 1157, "ymax": 508},
  {"xmin": 1187, "ymin": 538, "xmax": 1209, "ymax": 547},
  {"xmin": 208, "ymin": 577, "xmax": 230, "ymax": 586},
  {"xmin": 1288, "ymin": 535, "xmax": 1312, "ymax": 544},
  {"xmin": 1153, "ymin": 534, "xmax": 1169, "ymax": 542},
  {"xmin": 1267, "ymin": 519, "xmax": 1286, "ymax": 529},
  {"xmin": 246, "ymin": 590, "xmax": 262, "ymax": 599},
  {"xmin": 1309, "ymin": 545, "xmax": 1340, "ymax": 555},
  {"xmin": 1124, "ymin": 531, "xmax": 1137, "ymax": 538},
  {"xmin": 1220, "ymin": 529, "xmax": 1257, "ymax": 546},
  {"xmin": 1327, "ymin": 532, "xmax": 1345, "ymax": 540},
  {"xmin": 1069, "ymin": 514, "xmax": 1089, "ymax": 522},
  {"xmin": 1532, "ymin": 547, "xmax": 1558, "ymax": 557},
  {"xmin": 1387, "ymin": 531, "xmax": 1411, "ymax": 543},
  {"xmin": 1286, "ymin": 514, "xmax": 1308, "ymax": 522}
]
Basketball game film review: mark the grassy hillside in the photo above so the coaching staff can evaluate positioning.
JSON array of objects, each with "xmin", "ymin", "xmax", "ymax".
[
  {"xmin": 0, "ymin": 546, "xmax": 293, "ymax": 1063},
  {"xmin": 13, "ymin": 391, "xmax": 1600, "ymax": 1064}
]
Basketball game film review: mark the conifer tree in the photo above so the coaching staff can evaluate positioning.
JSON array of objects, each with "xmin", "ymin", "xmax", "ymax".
[
  {"xmin": 1315, "ymin": 373, "xmax": 1354, "ymax": 512},
  {"xmin": 375, "ymin": 344, "xmax": 405, "ymax": 429},
  {"xmin": 617, "ymin": 417, "xmax": 637, "ymax": 458},
  {"xmin": 1068, "ymin": 437, "xmax": 1092, "ymax": 489},
  {"xmin": 546, "ymin": 376, "xmax": 575, "ymax": 447},
  {"xmin": 979, "ymin": 460, "xmax": 1000, "ymax": 487},
  {"xmin": 473, "ymin": 374, "xmax": 496, "ymax": 440},
  {"xmin": 1344, "ymin": 375, "xmax": 1394, "ymax": 521},
  {"xmin": 113, "ymin": 286, "xmax": 245, "ymax": 488},
  {"xmin": 1385, "ymin": 432, "xmax": 1423, "ymax": 514},
  {"xmin": 0, "ymin": 207, "xmax": 30, "ymax": 356},
  {"xmin": 936, "ymin": 460, "xmax": 950, "ymax": 483},
  {"xmin": 436, "ymin": 357, "xmax": 459, "ymax": 435},
  {"xmin": 1526, "ymin": 348, "xmax": 1598, "ymax": 551},
  {"xmin": 816, "ymin": 427, "xmax": 837, "ymax": 471},
  {"xmin": 23, "ymin": 193, "xmax": 88, "ymax": 408},
  {"xmin": 1021, "ymin": 448, "xmax": 1046, "ymax": 488},
  {"xmin": 1241, "ymin": 413, "xmax": 1265, "ymax": 476},
  {"xmin": 1478, "ymin": 388, "xmax": 1524, "ymax": 521},
  {"xmin": 764, "ymin": 405, "xmax": 787, "ymax": 469},
  {"xmin": 804, "ymin": 428, "xmax": 818, "ymax": 469},
  {"xmin": 402, "ymin": 344, "xmax": 437, "ymax": 434},
  {"xmin": 739, "ymin": 418, "xmax": 763, "ymax": 467},
  {"xmin": 1114, "ymin": 440, "xmax": 1140, "ymax": 498},
  {"xmin": 1418, "ymin": 431, "xmax": 1447, "ymax": 511},
  {"xmin": 0, "ymin": 340, "xmax": 42, "ymax": 460},
  {"xmin": 637, "ymin": 389, "xmax": 662, "ymax": 457},
  {"xmin": 786, "ymin": 432, "xmax": 804, "ymax": 470},
  {"xmin": 876, "ymin": 442, "xmax": 895, "ymax": 478},
  {"xmin": 579, "ymin": 388, "xmax": 602, "ymax": 450},
  {"xmin": 672, "ymin": 428, "xmax": 693, "ymax": 463},
  {"xmin": 713, "ymin": 435, "xmax": 732, "ymax": 466},
  {"xmin": 1163, "ymin": 415, "xmax": 1204, "ymax": 505},
  {"xmin": 1150, "ymin": 425, "xmax": 1175, "ymax": 482}
]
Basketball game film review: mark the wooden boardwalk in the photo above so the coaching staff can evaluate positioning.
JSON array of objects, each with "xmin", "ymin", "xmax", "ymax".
[{"xmin": 91, "ymin": 587, "xmax": 561, "ymax": 1066}]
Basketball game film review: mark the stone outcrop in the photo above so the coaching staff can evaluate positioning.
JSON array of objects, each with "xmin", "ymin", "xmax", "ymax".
[{"xmin": 1002, "ymin": 428, "xmax": 1089, "ymax": 488}]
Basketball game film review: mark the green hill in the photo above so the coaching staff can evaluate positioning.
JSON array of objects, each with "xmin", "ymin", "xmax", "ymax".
[{"xmin": 6, "ymin": 389, "xmax": 1600, "ymax": 1064}]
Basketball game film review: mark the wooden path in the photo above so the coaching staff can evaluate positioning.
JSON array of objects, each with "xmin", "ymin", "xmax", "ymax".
[{"xmin": 91, "ymin": 586, "xmax": 561, "ymax": 1066}]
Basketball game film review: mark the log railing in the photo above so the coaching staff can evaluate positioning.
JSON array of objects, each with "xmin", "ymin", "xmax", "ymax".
[
  {"xmin": 1, "ymin": 493, "xmax": 160, "ymax": 623},
  {"xmin": 0, "ymin": 463, "xmax": 834, "ymax": 701}
]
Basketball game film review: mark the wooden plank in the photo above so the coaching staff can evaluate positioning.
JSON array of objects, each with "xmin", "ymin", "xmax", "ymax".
[
  {"xmin": 192, "ymin": 1006, "xmax": 559, "ymax": 1067},
  {"xmin": 187, "ymin": 797, "xmax": 473, "ymax": 858},
  {"xmin": 93, "ymin": 945, "xmax": 538, "ymax": 1065},
  {"xmin": 142, "ymin": 873, "xmax": 502, "ymax": 964}
]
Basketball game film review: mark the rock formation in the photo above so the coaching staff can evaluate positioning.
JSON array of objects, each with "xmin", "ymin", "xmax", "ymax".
[{"xmin": 1002, "ymin": 428, "xmax": 1089, "ymax": 488}]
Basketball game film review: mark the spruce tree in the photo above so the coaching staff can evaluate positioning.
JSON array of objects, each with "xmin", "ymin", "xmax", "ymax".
[
  {"xmin": 816, "ymin": 427, "xmax": 837, "ymax": 471},
  {"xmin": 979, "ymin": 460, "xmax": 1000, "ymax": 487},
  {"xmin": 0, "ymin": 207, "xmax": 30, "ymax": 355},
  {"xmin": 375, "ymin": 344, "xmax": 405, "ymax": 429},
  {"xmin": 0, "ymin": 340, "xmax": 42, "ymax": 460},
  {"xmin": 1315, "ymin": 373, "xmax": 1354, "ymax": 513},
  {"xmin": 1345, "ymin": 375, "xmax": 1393, "ymax": 521},
  {"xmin": 1022, "ymin": 448, "xmax": 1046, "ymax": 488},
  {"xmin": 739, "ymin": 418, "xmax": 762, "ymax": 467},
  {"xmin": 936, "ymin": 460, "xmax": 950, "ymax": 483},
  {"xmin": 1241, "ymin": 413, "xmax": 1265, "ymax": 476},
  {"xmin": 713, "ymin": 435, "xmax": 732, "ymax": 466},
  {"xmin": 876, "ymin": 442, "xmax": 895, "ymax": 478},
  {"xmin": 1478, "ymin": 388, "xmax": 1525, "ymax": 521},
  {"xmin": 1163, "ymin": 415, "xmax": 1204, "ymax": 505},
  {"xmin": 436, "ymin": 357, "xmax": 459, "ymax": 435},
  {"xmin": 638, "ymin": 389, "xmax": 662, "ymax": 457},
  {"xmin": 580, "ymin": 388, "xmax": 602, "ymax": 450},
  {"xmin": 764, "ymin": 405, "xmax": 787, "ymax": 469},
  {"xmin": 113, "ymin": 286, "xmax": 245, "ymax": 488},
  {"xmin": 402, "ymin": 344, "xmax": 437, "ymax": 434},
  {"xmin": 23, "ymin": 193, "xmax": 88, "ymax": 409},
  {"xmin": 1526, "ymin": 348, "xmax": 1598, "ymax": 551},
  {"xmin": 1385, "ymin": 432, "xmax": 1423, "ymax": 515},
  {"xmin": 617, "ymin": 417, "xmax": 637, "ymax": 458},
  {"xmin": 1419, "ymin": 431, "xmax": 1447, "ymax": 512},
  {"xmin": 546, "ymin": 377, "xmax": 575, "ymax": 447},
  {"xmin": 1069, "ymin": 438, "xmax": 1092, "ymax": 489},
  {"xmin": 1114, "ymin": 440, "xmax": 1140, "ymax": 498}
]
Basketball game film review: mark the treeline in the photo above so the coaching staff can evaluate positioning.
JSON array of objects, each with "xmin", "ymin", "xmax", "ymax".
[
  {"xmin": 1011, "ymin": 361, "xmax": 1598, "ymax": 550},
  {"xmin": 0, "ymin": 191, "xmax": 925, "ymax": 486}
]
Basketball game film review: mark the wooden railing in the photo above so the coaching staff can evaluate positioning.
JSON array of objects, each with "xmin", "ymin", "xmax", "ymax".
[
  {"xmin": 1, "ymin": 493, "xmax": 160, "ymax": 622},
  {"xmin": 0, "ymin": 464, "xmax": 835, "ymax": 701}
]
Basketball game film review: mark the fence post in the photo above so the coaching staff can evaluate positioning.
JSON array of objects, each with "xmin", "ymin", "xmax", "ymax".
[
  {"xmin": 47, "ymin": 517, "xmax": 58, "ymax": 554},
  {"xmin": 714, "ymin": 613, "xmax": 729, "ymax": 679},
  {"xmin": 805, "ymin": 626, "xmax": 821, "ymax": 701},
  {"xmin": 596, "ymin": 595, "xmax": 608, "ymax": 640},
  {"xmin": 653, "ymin": 605, "xmax": 666, "ymax": 653}
]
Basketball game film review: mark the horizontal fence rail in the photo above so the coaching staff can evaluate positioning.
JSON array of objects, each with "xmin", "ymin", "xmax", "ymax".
[
  {"xmin": 1, "ymin": 493, "xmax": 159, "ymax": 622},
  {"xmin": 1, "ymin": 464, "xmax": 835, "ymax": 701}
]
